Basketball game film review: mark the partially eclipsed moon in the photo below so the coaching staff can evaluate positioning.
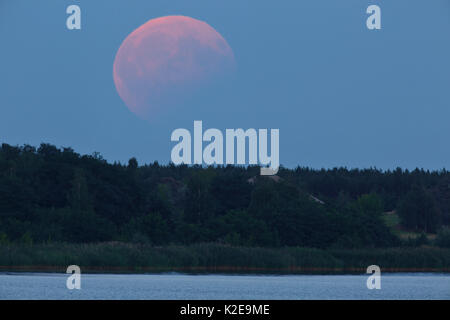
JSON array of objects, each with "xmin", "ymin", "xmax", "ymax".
[{"xmin": 113, "ymin": 15, "xmax": 236, "ymax": 120}]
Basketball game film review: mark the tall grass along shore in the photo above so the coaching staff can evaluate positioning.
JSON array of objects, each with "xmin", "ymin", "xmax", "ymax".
[{"xmin": 1, "ymin": 243, "xmax": 449, "ymax": 274}]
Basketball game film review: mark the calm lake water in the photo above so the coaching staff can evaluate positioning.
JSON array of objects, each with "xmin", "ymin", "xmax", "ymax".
[{"xmin": 0, "ymin": 273, "xmax": 449, "ymax": 300}]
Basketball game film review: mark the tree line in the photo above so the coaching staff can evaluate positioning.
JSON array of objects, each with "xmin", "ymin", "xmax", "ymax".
[{"xmin": 0, "ymin": 143, "xmax": 449, "ymax": 248}]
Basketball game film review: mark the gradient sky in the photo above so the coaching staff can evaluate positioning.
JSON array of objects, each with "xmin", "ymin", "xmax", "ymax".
[{"xmin": 1, "ymin": 0, "xmax": 449, "ymax": 170}]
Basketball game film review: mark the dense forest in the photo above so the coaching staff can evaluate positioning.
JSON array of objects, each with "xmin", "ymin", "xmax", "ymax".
[{"xmin": 1, "ymin": 143, "xmax": 450, "ymax": 250}]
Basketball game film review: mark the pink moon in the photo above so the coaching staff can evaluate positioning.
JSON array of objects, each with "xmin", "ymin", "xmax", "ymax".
[{"xmin": 113, "ymin": 15, "xmax": 236, "ymax": 120}]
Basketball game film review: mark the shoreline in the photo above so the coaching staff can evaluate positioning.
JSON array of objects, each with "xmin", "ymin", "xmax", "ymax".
[{"xmin": 1, "ymin": 266, "xmax": 450, "ymax": 275}]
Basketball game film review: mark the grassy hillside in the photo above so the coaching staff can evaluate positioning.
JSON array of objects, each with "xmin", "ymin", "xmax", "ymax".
[{"xmin": 382, "ymin": 211, "xmax": 436, "ymax": 242}]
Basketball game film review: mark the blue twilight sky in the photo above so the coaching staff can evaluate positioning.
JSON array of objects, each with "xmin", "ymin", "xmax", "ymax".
[{"xmin": 1, "ymin": 0, "xmax": 449, "ymax": 170}]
